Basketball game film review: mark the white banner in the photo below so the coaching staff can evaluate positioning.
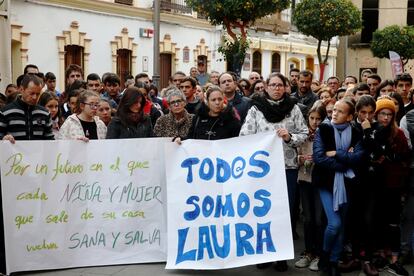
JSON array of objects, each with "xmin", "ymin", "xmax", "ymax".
[
  {"xmin": 0, "ymin": 138, "xmax": 169, "ymax": 274},
  {"xmin": 165, "ymin": 132, "xmax": 294, "ymax": 269}
]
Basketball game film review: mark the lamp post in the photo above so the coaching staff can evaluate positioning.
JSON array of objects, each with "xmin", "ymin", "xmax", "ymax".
[{"xmin": 152, "ymin": 0, "xmax": 160, "ymax": 89}]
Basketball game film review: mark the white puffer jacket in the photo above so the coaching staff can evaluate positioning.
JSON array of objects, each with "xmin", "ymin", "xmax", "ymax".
[
  {"xmin": 58, "ymin": 114, "xmax": 107, "ymax": 140},
  {"xmin": 240, "ymin": 104, "xmax": 308, "ymax": 169}
]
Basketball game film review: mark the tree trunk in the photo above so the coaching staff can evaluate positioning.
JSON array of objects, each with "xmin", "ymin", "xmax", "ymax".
[{"xmin": 319, "ymin": 63, "xmax": 326, "ymax": 82}]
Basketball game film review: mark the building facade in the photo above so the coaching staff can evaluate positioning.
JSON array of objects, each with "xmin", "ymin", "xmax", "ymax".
[
  {"xmin": 0, "ymin": 0, "xmax": 337, "ymax": 92},
  {"xmin": 336, "ymin": 0, "xmax": 414, "ymax": 81}
]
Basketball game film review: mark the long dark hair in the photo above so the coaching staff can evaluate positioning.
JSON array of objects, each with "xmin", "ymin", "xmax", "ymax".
[
  {"xmin": 389, "ymin": 92, "xmax": 405, "ymax": 125},
  {"xmin": 116, "ymin": 87, "xmax": 146, "ymax": 126},
  {"xmin": 38, "ymin": 91, "xmax": 64, "ymax": 125}
]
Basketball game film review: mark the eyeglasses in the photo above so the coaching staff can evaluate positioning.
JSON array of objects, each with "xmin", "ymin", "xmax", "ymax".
[
  {"xmin": 378, "ymin": 111, "xmax": 393, "ymax": 118},
  {"xmin": 83, "ymin": 102, "xmax": 99, "ymax": 109},
  {"xmin": 254, "ymin": 86, "xmax": 265, "ymax": 92},
  {"xmin": 169, "ymin": 99, "xmax": 183, "ymax": 106},
  {"xmin": 268, "ymin": 83, "xmax": 284, "ymax": 89}
]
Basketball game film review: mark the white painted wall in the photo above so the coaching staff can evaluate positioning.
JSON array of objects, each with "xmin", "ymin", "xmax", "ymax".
[{"xmin": 9, "ymin": 0, "xmax": 224, "ymax": 88}]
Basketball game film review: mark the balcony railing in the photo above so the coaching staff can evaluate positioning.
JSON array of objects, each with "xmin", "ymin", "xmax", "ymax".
[{"xmin": 160, "ymin": 0, "xmax": 192, "ymax": 14}]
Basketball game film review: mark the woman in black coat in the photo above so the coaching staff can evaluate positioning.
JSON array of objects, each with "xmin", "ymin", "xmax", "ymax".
[
  {"xmin": 186, "ymin": 85, "xmax": 241, "ymax": 140},
  {"xmin": 106, "ymin": 87, "xmax": 153, "ymax": 139}
]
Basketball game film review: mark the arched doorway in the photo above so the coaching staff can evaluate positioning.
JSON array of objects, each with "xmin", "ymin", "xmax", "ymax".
[
  {"xmin": 252, "ymin": 51, "xmax": 262, "ymax": 75},
  {"xmin": 271, "ymin": 52, "xmax": 281, "ymax": 73}
]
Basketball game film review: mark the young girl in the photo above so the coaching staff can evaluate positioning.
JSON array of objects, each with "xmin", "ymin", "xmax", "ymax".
[
  {"xmin": 58, "ymin": 90, "xmax": 107, "ymax": 140},
  {"xmin": 96, "ymin": 98, "xmax": 112, "ymax": 126},
  {"xmin": 38, "ymin": 91, "xmax": 62, "ymax": 138},
  {"xmin": 313, "ymin": 99, "xmax": 364, "ymax": 275},
  {"xmin": 295, "ymin": 103, "xmax": 327, "ymax": 271},
  {"xmin": 361, "ymin": 97, "xmax": 410, "ymax": 276}
]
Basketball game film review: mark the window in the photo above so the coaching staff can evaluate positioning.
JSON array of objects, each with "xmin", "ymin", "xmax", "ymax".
[
  {"xmin": 117, "ymin": 49, "xmax": 132, "ymax": 89},
  {"xmin": 361, "ymin": 0, "xmax": 378, "ymax": 43},
  {"xmin": 306, "ymin": 57, "xmax": 314, "ymax": 72},
  {"xmin": 408, "ymin": 0, "xmax": 414, "ymax": 26},
  {"xmin": 271, "ymin": 52, "xmax": 281, "ymax": 73},
  {"xmin": 252, "ymin": 51, "xmax": 262, "ymax": 75},
  {"xmin": 65, "ymin": 45, "xmax": 84, "ymax": 71}
]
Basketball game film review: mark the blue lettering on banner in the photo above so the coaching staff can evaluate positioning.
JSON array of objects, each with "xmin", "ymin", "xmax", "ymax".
[
  {"xmin": 248, "ymin": 151, "xmax": 270, "ymax": 178},
  {"xmin": 175, "ymin": 222, "xmax": 275, "ymax": 264},
  {"xmin": 180, "ymin": 150, "xmax": 270, "ymax": 184},
  {"xmin": 176, "ymin": 149, "xmax": 275, "ymax": 264},
  {"xmin": 183, "ymin": 191, "xmax": 271, "ymax": 221}
]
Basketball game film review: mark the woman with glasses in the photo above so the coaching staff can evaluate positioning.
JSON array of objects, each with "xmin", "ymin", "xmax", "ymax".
[
  {"xmin": 250, "ymin": 79, "xmax": 266, "ymax": 97},
  {"xmin": 360, "ymin": 97, "xmax": 410, "ymax": 276},
  {"xmin": 106, "ymin": 87, "xmax": 152, "ymax": 139},
  {"xmin": 58, "ymin": 90, "xmax": 107, "ymax": 140},
  {"xmin": 240, "ymin": 72, "xmax": 308, "ymax": 272},
  {"xmin": 238, "ymin": 78, "xmax": 251, "ymax": 97},
  {"xmin": 154, "ymin": 88, "xmax": 193, "ymax": 138}
]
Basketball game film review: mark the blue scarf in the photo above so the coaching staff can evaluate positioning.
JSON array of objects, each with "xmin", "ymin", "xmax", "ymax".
[{"xmin": 331, "ymin": 122, "xmax": 355, "ymax": 211}]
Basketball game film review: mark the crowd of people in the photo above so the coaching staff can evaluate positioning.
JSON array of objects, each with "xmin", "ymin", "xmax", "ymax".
[{"xmin": 1, "ymin": 63, "xmax": 414, "ymax": 276}]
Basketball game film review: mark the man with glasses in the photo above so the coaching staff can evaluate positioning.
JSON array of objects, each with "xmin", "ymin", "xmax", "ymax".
[{"xmin": 327, "ymin": 76, "xmax": 340, "ymax": 94}]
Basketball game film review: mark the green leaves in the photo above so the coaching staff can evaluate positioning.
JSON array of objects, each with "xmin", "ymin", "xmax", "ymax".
[
  {"xmin": 293, "ymin": 0, "xmax": 362, "ymax": 42},
  {"xmin": 185, "ymin": 0, "xmax": 290, "ymax": 73},
  {"xmin": 185, "ymin": 0, "xmax": 290, "ymax": 26},
  {"xmin": 371, "ymin": 25, "xmax": 414, "ymax": 64}
]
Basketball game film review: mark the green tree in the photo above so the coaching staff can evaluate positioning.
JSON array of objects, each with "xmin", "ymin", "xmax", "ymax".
[
  {"xmin": 185, "ymin": 0, "xmax": 290, "ymax": 75},
  {"xmin": 293, "ymin": 0, "xmax": 362, "ymax": 81},
  {"xmin": 371, "ymin": 25, "xmax": 414, "ymax": 68}
]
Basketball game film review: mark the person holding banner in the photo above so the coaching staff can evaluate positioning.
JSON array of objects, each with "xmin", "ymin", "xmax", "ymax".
[
  {"xmin": 312, "ymin": 99, "xmax": 364, "ymax": 276},
  {"xmin": 106, "ymin": 87, "xmax": 153, "ymax": 139},
  {"xmin": 154, "ymin": 87, "xmax": 193, "ymax": 138},
  {"xmin": 58, "ymin": 90, "xmax": 107, "ymax": 140},
  {"xmin": 185, "ymin": 85, "xmax": 241, "ymax": 140},
  {"xmin": 239, "ymin": 72, "xmax": 308, "ymax": 271}
]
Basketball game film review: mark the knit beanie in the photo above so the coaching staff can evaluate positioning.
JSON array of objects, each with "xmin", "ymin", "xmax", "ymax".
[{"xmin": 375, "ymin": 98, "xmax": 396, "ymax": 114}]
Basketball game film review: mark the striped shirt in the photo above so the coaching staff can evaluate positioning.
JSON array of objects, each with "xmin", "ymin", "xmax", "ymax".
[{"xmin": 0, "ymin": 98, "xmax": 54, "ymax": 140}]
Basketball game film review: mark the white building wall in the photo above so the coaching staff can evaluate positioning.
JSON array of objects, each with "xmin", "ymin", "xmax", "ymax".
[{"xmin": 9, "ymin": 0, "xmax": 223, "ymax": 89}]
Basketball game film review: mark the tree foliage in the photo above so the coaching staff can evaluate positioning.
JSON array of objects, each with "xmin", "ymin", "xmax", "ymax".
[
  {"xmin": 371, "ymin": 25, "xmax": 414, "ymax": 67},
  {"xmin": 293, "ymin": 0, "xmax": 362, "ymax": 80},
  {"xmin": 185, "ymin": 0, "xmax": 290, "ymax": 74}
]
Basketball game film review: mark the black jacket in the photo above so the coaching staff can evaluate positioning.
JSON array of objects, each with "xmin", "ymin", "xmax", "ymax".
[
  {"xmin": 106, "ymin": 116, "xmax": 153, "ymax": 139},
  {"xmin": 186, "ymin": 104, "xmax": 241, "ymax": 140},
  {"xmin": 228, "ymin": 92, "xmax": 251, "ymax": 123}
]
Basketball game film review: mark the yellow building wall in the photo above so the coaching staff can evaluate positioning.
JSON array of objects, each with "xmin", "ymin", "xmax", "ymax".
[{"xmin": 337, "ymin": 0, "xmax": 414, "ymax": 80}]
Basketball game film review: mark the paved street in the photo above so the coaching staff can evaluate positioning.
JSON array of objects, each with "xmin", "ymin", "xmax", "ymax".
[
  {"xmin": 15, "ymin": 258, "xmax": 414, "ymax": 276},
  {"xmin": 15, "ymin": 228, "xmax": 414, "ymax": 276}
]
